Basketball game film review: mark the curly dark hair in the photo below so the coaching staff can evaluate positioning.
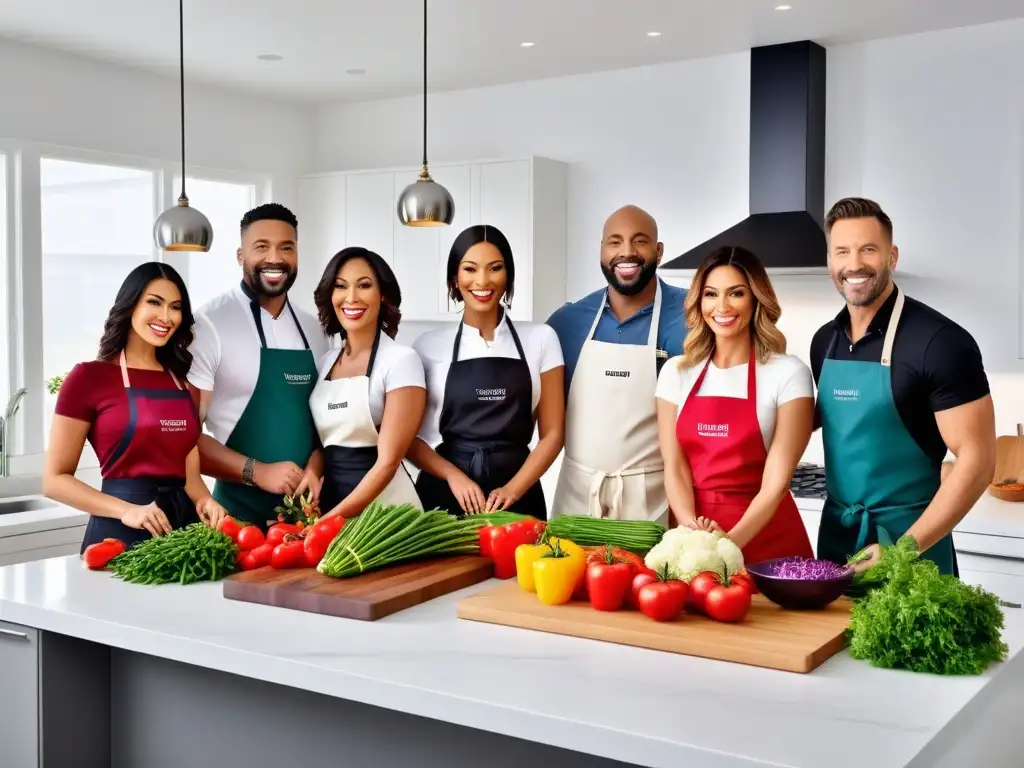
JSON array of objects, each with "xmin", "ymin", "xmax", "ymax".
[
  {"xmin": 446, "ymin": 224, "xmax": 516, "ymax": 305},
  {"xmin": 313, "ymin": 247, "xmax": 403, "ymax": 340},
  {"xmin": 96, "ymin": 262, "xmax": 195, "ymax": 379}
]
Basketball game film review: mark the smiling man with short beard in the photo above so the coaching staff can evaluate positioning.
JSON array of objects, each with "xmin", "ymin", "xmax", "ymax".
[
  {"xmin": 186, "ymin": 203, "xmax": 331, "ymax": 529},
  {"xmin": 810, "ymin": 197, "xmax": 995, "ymax": 577},
  {"xmin": 546, "ymin": 205, "xmax": 687, "ymax": 526}
]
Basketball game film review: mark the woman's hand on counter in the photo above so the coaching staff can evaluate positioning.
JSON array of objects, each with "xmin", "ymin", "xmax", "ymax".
[
  {"xmin": 122, "ymin": 502, "xmax": 172, "ymax": 537},
  {"xmin": 196, "ymin": 495, "xmax": 229, "ymax": 531},
  {"xmin": 448, "ymin": 472, "xmax": 486, "ymax": 514}
]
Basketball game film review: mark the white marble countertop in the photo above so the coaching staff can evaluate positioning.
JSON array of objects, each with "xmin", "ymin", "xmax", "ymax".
[{"xmin": 1, "ymin": 556, "xmax": 1023, "ymax": 768}]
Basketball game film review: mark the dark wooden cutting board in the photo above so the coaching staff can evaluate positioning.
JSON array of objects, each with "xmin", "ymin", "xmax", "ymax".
[{"xmin": 223, "ymin": 555, "xmax": 494, "ymax": 621}]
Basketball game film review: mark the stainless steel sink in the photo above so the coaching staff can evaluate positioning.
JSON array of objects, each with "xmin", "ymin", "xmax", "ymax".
[{"xmin": 0, "ymin": 496, "xmax": 53, "ymax": 515}]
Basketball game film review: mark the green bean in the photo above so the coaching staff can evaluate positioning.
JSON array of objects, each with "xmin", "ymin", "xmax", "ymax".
[{"xmin": 108, "ymin": 523, "xmax": 238, "ymax": 585}]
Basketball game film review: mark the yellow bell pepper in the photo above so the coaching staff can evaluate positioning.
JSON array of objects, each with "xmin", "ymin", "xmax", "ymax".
[
  {"xmin": 515, "ymin": 537, "xmax": 583, "ymax": 593},
  {"xmin": 532, "ymin": 540, "xmax": 586, "ymax": 606}
]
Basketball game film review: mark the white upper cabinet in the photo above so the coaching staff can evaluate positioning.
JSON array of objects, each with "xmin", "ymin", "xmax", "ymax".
[{"xmin": 297, "ymin": 156, "xmax": 568, "ymax": 324}]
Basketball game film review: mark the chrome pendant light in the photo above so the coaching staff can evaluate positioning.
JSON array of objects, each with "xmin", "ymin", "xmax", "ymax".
[
  {"xmin": 396, "ymin": 0, "xmax": 454, "ymax": 227},
  {"xmin": 154, "ymin": 0, "xmax": 213, "ymax": 252}
]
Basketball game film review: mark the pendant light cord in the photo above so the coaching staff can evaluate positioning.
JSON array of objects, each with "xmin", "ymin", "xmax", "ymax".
[
  {"xmin": 178, "ymin": 0, "xmax": 187, "ymax": 201},
  {"xmin": 421, "ymin": 0, "xmax": 427, "ymax": 169}
]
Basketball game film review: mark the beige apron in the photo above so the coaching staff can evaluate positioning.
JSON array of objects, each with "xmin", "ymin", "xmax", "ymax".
[{"xmin": 552, "ymin": 280, "xmax": 667, "ymax": 525}]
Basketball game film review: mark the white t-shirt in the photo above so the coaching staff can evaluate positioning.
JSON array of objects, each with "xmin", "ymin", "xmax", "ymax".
[
  {"xmin": 312, "ymin": 333, "xmax": 425, "ymax": 433},
  {"xmin": 655, "ymin": 353, "xmax": 814, "ymax": 449},
  {"xmin": 413, "ymin": 316, "xmax": 564, "ymax": 448},
  {"xmin": 187, "ymin": 284, "xmax": 332, "ymax": 443}
]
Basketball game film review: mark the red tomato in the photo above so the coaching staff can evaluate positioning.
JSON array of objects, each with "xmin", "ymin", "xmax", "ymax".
[
  {"xmin": 239, "ymin": 551, "xmax": 259, "ymax": 570},
  {"xmin": 217, "ymin": 516, "xmax": 243, "ymax": 542},
  {"xmin": 585, "ymin": 550, "xmax": 636, "ymax": 612},
  {"xmin": 629, "ymin": 570, "xmax": 659, "ymax": 609},
  {"xmin": 303, "ymin": 516, "xmax": 344, "ymax": 567},
  {"xmin": 236, "ymin": 525, "xmax": 266, "ymax": 552},
  {"xmin": 266, "ymin": 523, "xmax": 303, "ymax": 548},
  {"xmin": 686, "ymin": 571, "xmax": 721, "ymax": 614},
  {"xmin": 247, "ymin": 544, "xmax": 273, "ymax": 569},
  {"xmin": 729, "ymin": 571, "xmax": 757, "ymax": 595},
  {"xmin": 270, "ymin": 539, "xmax": 306, "ymax": 569},
  {"xmin": 82, "ymin": 538, "xmax": 125, "ymax": 570},
  {"xmin": 637, "ymin": 581, "xmax": 687, "ymax": 622},
  {"xmin": 705, "ymin": 582, "xmax": 752, "ymax": 622}
]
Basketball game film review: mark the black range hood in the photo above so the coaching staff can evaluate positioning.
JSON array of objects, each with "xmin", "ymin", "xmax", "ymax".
[{"xmin": 662, "ymin": 40, "xmax": 827, "ymax": 274}]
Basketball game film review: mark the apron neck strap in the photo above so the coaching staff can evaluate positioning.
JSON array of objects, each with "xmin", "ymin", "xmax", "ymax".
[
  {"xmin": 588, "ymin": 278, "xmax": 663, "ymax": 347},
  {"xmin": 685, "ymin": 342, "xmax": 758, "ymax": 402},
  {"xmin": 880, "ymin": 289, "xmax": 905, "ymax": 367},
  {"xmin": 241, "ymin": 280, "xmax": 310, "ymax": 351},
  {"xmin": 366, "ymin": 325, "xmax": 383, "ymax": 377},
  {"xmin": 452, "ymin": 310, "xmax": 523, "ymax": 362},
  {"xmin": 118, "ymin": 350, "xmax": 182, "ymax": 390}
]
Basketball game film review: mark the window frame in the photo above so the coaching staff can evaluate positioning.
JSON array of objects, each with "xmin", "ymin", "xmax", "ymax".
[{"xmin": 0, "ymin": 138, "xmax": 271, "ymax": 475}]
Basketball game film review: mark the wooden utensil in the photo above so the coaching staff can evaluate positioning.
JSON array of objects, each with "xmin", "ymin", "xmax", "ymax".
[
  {"xmin": 224, "ymin": 555, "xmax": 493, "ymax": 621},
  {"xmin": 457, "ymin": 581, "xmax": 852, "ymax": 674},
  {"xmin": 988, "ymin": 423, "xmax": 1024, "ymax": 502}
]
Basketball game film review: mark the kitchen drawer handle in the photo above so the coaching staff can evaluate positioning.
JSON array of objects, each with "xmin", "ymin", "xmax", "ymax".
[{"xmin": 0, "ymin": 628, "xmax": 30, "ymax": 640}]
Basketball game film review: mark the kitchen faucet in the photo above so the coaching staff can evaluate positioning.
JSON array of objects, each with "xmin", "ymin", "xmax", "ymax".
[{"xmin": 0, "ymin": 388, "xmax": 28, "ymax": 478}]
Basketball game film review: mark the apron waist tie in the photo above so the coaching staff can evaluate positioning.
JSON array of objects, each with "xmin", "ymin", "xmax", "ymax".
[
  {"xmin": 565, "ymin": 456, "xmax": 662, "ymax": 520},
  {"xmin": 445, "ymin": 441, "xmax": 526, "ymax": 482},
  {"xmin": 835, "ymin": 500, "xmax": 901, "ymax": 552},
  {"xmin": 101, "ymin": 477, "xmax": 190, "ymax": 526}
]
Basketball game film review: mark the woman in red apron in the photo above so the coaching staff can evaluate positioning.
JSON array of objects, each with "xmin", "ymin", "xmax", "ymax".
[
  {"xmin": 43, "ymin": 262, "xmax": 229, "ymax": 551},
  {"xmin": 656, "ymin": 246, "xmax": 814, "ymax": 565}
]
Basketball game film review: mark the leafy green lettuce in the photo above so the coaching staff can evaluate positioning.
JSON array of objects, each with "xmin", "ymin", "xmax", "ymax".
[{"xmin": 846, "ymin": 537, "xmax": 1009, "ymax": 675}]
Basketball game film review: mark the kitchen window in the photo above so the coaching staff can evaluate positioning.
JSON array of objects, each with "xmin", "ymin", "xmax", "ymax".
[{"xmin": 1, "ymin": 152, "xmax": 9, "ymax": 411}]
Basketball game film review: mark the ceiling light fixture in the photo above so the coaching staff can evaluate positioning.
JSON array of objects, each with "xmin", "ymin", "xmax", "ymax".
[
  {"xmin": 647, "ymin": 31, "xmax": 662, "ymax": 37},
  {"xmin": 256, "ymin": 53, "xmax": 283, "ymax": 61},
  {"xmin": 154, "ymin": 0, "xmax": 212, "ymax": 253},
  {"xmin": 774, "ymin": 4, "xmax": 793, "ymax": 10},
  {"xmin": 520, "ymin": 41, "xmax": 535, "ymax": 48},
  {"xmin": 396, "ymin": 0, "xmax": 454, "ymax": 228}
]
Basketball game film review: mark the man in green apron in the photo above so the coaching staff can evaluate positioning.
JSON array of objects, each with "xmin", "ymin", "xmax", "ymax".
[
  {"xmin": 810, "ymin": 197, "xmax": 996, "ymax": 575},
  {"xmin": 186, "ymin": 204, "xmax": 330, "ymax": 528}
]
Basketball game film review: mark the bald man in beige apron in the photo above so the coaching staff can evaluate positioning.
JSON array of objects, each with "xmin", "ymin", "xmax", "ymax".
[{"xmin": 552, "ymin": 280, "xmax": 668, "ymax": 525}]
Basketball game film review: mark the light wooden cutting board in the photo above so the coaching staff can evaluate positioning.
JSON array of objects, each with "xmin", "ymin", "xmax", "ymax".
[{"xmin": 457, "ymin": 581, "xmax": 852, "ymax": 673}]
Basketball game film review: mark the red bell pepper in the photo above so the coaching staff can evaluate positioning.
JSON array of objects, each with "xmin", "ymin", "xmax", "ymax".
[
  {"xmin": 487, "ymin": 520, "xmax": 543, "ymax": 579},
  {"xmin": 82, "ymin": 538, "xmax": 126, "ymax": 570},
  {"xmin": 303, "ymin": 515, "xmax": 345, "ymax": 568},
  {"xmin": 585, "ymin": 544, "xmax": 638, "ymax": 611}
]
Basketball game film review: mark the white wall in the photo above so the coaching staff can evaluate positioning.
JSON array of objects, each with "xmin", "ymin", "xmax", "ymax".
[{"xmin": 315, "ymin": 19, "xmax": 1024, "ymax": 464}]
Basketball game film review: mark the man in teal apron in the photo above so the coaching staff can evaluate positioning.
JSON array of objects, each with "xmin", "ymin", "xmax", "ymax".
[
  {"xmin": 186, "ymin": 204, "xmax": 330, "ymax": 528},
  {"xmin": 810, "ymin": 197, "xmax": 995, "ymax": 575}
]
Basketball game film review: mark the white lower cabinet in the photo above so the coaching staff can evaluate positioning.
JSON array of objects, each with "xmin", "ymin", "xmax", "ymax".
[
  {"xmin": 0, "ymin": 621, "xmax": 39, "ymax": 767},
  {"xmin": 298, "ymin": 156, "xmax": 568, "ymax": 324}
]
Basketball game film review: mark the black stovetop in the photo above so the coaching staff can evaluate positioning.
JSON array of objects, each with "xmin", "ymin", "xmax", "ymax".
[{"xmin": 789, "ymin": 462, "xmax": 827, "ymax": 500}]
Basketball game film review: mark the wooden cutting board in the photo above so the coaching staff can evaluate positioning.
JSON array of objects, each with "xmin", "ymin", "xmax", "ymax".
[
  {"xmin": 457, "ymin": 581, "xmax": 852, "ymax": 673},
  {"xmin": 993, "ymin": 423, "xmax": 1024, "ymax": 484},
  {"xmin": 224, "ymin": 556, "xmax": 493, "ymax": 621}
]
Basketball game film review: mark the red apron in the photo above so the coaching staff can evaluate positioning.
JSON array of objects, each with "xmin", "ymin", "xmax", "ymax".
[{"xmin": 675, "ymin": 348, "xmax": 813, "ymax": 565}]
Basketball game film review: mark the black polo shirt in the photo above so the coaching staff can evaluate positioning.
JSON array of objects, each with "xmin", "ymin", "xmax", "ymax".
[{"xmin": 810, "ymin": 285, "xmax": 990, "ymax": 464}]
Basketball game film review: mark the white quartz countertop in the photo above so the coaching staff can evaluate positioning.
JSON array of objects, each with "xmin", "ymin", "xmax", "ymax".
[{"xmin": 1, "ymin": 556, "xmax": 1023, "ymax": 768}]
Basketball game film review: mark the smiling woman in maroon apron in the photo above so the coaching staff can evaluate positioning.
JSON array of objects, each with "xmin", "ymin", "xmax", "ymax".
[
  {"xmin": 43, "ymin": 262, "xmax": 228, "ymax": 551},
  {"xmin": 655, "ymin": 246, "xmax": 814, "ymax": 564},
  {"xmin": 408, "ymin": 225, "xmax": 565, "ymax": 518}
]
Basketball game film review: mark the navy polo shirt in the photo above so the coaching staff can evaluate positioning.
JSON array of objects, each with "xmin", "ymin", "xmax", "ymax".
[{"xmin": 546, "ymin": 278, "xmax": 688, "ymax": 399}]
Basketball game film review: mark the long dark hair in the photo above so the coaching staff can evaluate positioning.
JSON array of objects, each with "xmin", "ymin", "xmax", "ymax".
[
  {"xmin": 313, "ymin": 247, "xmax": 403, "ymax": 340},
  {"xmin": 446, "ymin": 224, "xmax": 516, "ymax": 305},
  {"xmin": 97, "ymin": 262, "xmax": 195, "ymax": 379}
]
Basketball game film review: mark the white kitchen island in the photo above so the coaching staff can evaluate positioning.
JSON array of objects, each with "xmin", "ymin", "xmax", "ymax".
[{"xmin": 1, "ymin": 556, "xmax": 1023, "ymax": 768}]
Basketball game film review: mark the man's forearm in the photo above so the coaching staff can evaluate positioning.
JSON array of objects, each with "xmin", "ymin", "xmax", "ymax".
[
  {"xmin": 198, "ymin": 434, "xmax": 249, "ymax": 483},
  {"xmin": 906, "ymin": 448, "xmax": 992, "ymax": 552}
]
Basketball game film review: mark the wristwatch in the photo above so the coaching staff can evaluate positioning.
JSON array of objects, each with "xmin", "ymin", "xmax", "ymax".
[{"xmin": 242, "ymin": 457, "xmax": 256, "ymax": 487}]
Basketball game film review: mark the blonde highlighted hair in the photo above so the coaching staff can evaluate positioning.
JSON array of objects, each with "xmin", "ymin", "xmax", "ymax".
[{"xmin": 679, "ymin": 245, "xmax": 786, "ymax": 369}]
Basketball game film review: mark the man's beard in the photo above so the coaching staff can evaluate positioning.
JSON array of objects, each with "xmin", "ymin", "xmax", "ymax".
[
  {"xmin": 833, "ymin": 265, "xmax": 891, "ymax": 307},
  {"xmin": 601, "ymin": 256, "xmax": 659, "ymax": 297},
  {"xmin": 244, "ymin": 263, "xmax": 297, "ymax": 298}
]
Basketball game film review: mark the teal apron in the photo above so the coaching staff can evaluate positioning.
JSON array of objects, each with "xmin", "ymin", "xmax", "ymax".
[
  {"xmin": 212, "ymin": 283, "xmax": 318, "ymax": 528},
  {"xmin": 817, "ymin": 289, "xmax": 957, "ymax": 576}
]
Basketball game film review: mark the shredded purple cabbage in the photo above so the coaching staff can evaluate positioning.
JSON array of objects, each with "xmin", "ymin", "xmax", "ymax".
[{"xmin": 768, "ymin": 557, "xmax": 850, "ymax": 580}]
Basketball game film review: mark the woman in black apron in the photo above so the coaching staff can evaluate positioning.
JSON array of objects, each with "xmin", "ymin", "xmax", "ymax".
[
  {"xmin": 408, "ymin": 225, "xmax": 565, "ymax": 519},
  {"xmin": 42, "ymin": 262, "xmax": 229, "ymax": 551}
]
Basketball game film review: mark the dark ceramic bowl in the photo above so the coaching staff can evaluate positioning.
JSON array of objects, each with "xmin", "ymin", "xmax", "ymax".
[{"xmin": 745, "ymin": 558, "xmax": 854, "ymax": 610}]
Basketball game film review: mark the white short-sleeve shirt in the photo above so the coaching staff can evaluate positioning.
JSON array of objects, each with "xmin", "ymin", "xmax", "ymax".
[
  {"xmin": 655, "ymin": 353, "xmax": 814, "ymax": 450},
  {"xmin": 412, "ymin": 316, "xmax": 564, "ymax": 448},
  {"xmin": 187, "ymin": 284, "xmax": 332, "ymax": 444},
  {"xmin": 313, "ymin": 333, "xmax": 425, "ymax": 433}
]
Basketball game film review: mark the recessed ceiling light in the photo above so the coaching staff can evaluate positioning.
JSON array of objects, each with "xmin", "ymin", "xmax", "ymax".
[
  {"xmin": 520, "ymin": 41, "xmax": 535, "ymax": 48},
  {"xmin": 774, "ymin": 4, "xmax": 793, "ymax": 10},
  {"xmin": 346, "ymin": 68, "xmax": 366, "ymax": 76},
  {"xmin": 256, "ymin": 53, "xmax": 283, "ymax": 61},
  {"xmin": 647, "ymin": 31, "xmax": 662, "ymax": 37}
]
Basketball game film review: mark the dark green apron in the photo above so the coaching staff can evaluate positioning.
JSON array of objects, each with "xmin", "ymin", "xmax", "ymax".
[
  {"xmin": 212, "ymin": 283, "xmax": 318, "ymax": 528},
  {"xmin": 817, "ymin": 289, "xmax": 957, "ymax": 576}
]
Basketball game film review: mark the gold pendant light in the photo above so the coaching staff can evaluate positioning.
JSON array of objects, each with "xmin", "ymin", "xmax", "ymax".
[
  {"xmin": 396, "ymin": 0, "xmax": 454, "ymax": 227},
  {"xmin": 154, "ymin": 0, "xmax": 213, "ymax": 252}
]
